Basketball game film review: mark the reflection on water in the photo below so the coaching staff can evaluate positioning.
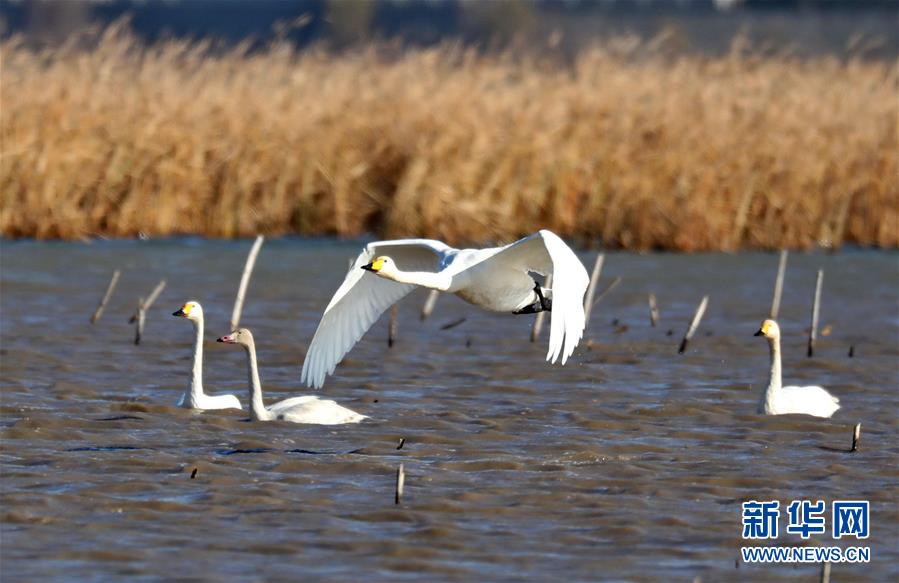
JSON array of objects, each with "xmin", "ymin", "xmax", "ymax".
[{"xmin": 1, "ymin": 239, "xmax": 897, "ymax": 581}]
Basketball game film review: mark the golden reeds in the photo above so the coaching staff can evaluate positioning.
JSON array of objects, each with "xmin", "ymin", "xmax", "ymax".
[{"xmin": 1, "ymin": 26, "xmax": 896, "ymax": 250}]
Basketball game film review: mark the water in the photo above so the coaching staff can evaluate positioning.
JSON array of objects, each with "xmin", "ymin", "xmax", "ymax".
[{"xmin": 1, "ymin": 239, "xmax": 897, "ymax": 581}]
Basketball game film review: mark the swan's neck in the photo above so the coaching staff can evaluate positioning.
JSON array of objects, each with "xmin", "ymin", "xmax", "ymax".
[
  {"xmin": 189, "ymin": 317, "xmax": 205, "ymax": 401},
  {"xmin": 385, "ymin": 269, "xmax": 452, "ymax": 292},
  {"xmin": 765, "ymin": 336, "xmax": 783, "ymax": 398},
  {"xmin": 244, "ymin": 343, "xmax": 273, "ymax": 421}
]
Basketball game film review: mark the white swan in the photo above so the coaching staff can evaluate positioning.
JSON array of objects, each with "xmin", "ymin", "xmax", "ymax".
[
  {"xmin": 218, "ymin": 329, "xmax": 367, "ymax": 424},
  {"xmin": 172, "ymin": 301, "xmax": 243, "ymax": 410},
  {"xmin": 754, "ymin": 319, "xmax": 840, "ymax": 418},
  {"xmin": 301, "ymin": 229, "xmax": 590, "ymax": 388}
]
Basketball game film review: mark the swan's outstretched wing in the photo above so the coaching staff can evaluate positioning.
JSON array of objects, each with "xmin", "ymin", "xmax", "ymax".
[
  {"xmin": 301, "ymin": 239, "xmax": 451, "ymax": 388},
  {"xmin": 486, "ymin": 230, "xmax": 589, "ymax": 365}
]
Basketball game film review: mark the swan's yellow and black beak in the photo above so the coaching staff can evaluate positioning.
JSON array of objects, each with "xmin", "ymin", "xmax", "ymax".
[
  {"xmin": 753, "ymin": 329, "xmax": 764, "ymax": 336},
  {"xmin": 173, "ymin": 308, "xmax": 186, "ymax": 317},
  {"xmin": 361, "ymin": 257, "xmax": 385, "ymax": 273}
]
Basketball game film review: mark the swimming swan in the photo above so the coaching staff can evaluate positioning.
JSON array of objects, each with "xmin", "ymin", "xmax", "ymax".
[
  {"xmin": 301, "ymin": 229, "xmax": 590, "ymax": 388},
  {"xmin": 218, "ymin": 329, "xmax": 367, "ymax": 424},
  {"xmin": 754, "ymin": 319, "xmax": 840, "ymax": 418},
  {"xmin": 172, "ymin": 301, "xmax": 243, "ymax": 410}
]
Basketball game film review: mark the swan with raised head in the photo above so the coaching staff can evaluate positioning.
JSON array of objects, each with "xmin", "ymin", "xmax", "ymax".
[
  {"xmin": 302, "ymin": 229, "xmax": 590, "ymax": 388},
  {"xmin": 754, "ymin": 319, "xmax": 840, "ymax": 418},
  {"xmin": 172, "ymin": 301, "xmax": 243, "ymax": 410},
  {"xmin": 218, "ymin": 329, "xmax": 367, "ymax": 424}
]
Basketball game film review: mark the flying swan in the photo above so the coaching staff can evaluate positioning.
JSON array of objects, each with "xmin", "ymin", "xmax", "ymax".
[
  {"xmin": 754, "ymin": 319, "xmax": 840, "ymax": 418},
  {"xmin": 301, "ymin": 229, "xmax": 590, "ymax": 388},
  {"xmin": 172, "ymin": 301, "xmax": 243, "ymax": 410},
  {"xmin": 218, "ymin": 329, "xmax": 367, "ymax": 424}
]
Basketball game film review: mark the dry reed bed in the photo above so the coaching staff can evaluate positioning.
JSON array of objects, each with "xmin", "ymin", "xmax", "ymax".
[{"xmin": 1, "ymin": 28, "xmax": 896, "ymax": 250}]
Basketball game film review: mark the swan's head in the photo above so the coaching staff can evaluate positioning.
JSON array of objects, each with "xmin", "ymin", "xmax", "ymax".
[
  {"xmin": 173, "ymin": 301, "xmax": 203, "ymax": 321},
  {"xmin": 754, "ymin": 319, "xmax": 780, "ymax": 339},
  {"xmin": 361, "ymin": 256, "xmax": 397, "ymax": 278},
  {"xmin": 217, "ymin": 328, "xmax": 254, "ymax": 346}
]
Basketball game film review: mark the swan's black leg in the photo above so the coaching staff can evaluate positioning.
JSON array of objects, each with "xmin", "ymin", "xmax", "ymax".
[{"xmin": 513, "ymin": 281, "xmax": 552, "ymax": 315}]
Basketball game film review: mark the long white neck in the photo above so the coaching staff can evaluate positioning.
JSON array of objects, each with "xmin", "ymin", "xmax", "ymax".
[
  {"xmin": 765, "ymin": 335, "xmax": 783, "ymax": 398},
  {"xmin": 386, "ymin": 269, "xmax": 452, "ymax": 291},
  {"xmin": 243, "ymin": 340, "xmax": 273, "ymax": 421},
  {"xmin": 189, "ymin": 316, "xmax": 205, "ymax": 401}
]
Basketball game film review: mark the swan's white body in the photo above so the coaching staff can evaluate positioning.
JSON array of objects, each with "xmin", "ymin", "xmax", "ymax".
[
  {"xmin": 173, "ymin": 301, "xmax": 243, "ymax": 410},
  {"xmin": 301, "ymin": 230, "xmax": 590, "ymax": 388},
  {"xmin": 219, "ymin": 329, "xmax": 366, "ymax": 424},
  {"xmin": 755, "ymin": 319, "xmax": 840, "ymax": 418}
]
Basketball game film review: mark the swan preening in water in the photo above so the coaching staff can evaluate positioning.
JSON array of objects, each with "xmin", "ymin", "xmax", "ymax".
[
  {"xmin": 754, "ymin": 319, "xmax": 840, "ymax": 418},
  {"xmin": 172, "ymin": 301, "xmax": 243, "ymax": 410},
  {"xmin": 301, "ymin": 230, "xmax": 590, "ymax": 388},
  {"xmin": 218, "ymin": 329, "xmax": 367, "ymax": 425}
]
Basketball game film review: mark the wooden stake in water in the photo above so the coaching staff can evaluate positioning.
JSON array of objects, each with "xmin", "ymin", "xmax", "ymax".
[
  {"xmin": 129, "ymin": 279, "xmax": 167, "ymax": 323},
  {"xmin": 388, "ymin": 305, "xmax": 398, "ymax": 348},
  {"xmin": 145, "ymin": 279, "xmax": 167, "ymax": 310},
  {"xmin": 820, "ymin": 561, "xmax": 831, "ymax": 583},
  {"xmin": 648, "ymin": 293, "xmax": 659, "ymax": 327},
  {"xmin": 678, "ymin": 295, "xmax": 709, "ymax": 354},
  {"xmin": 395, "ymin": 463, "xmax": 405, "ymax": 505},
  {"xmin": 91, "ymin": 269, "xmax": 121, "ymax": 324},
  {"xmin": 807, "ymin": 269, "xmax": 823, "ymax": 357},
  {"xmin": 530, "ymin": 274, "xmax": 552, "ymax": 342},
  {"xmin": 420, "ymin": 289, "xmax": 439, "ymax": 321},
  {"xmin": 582, "ymin": 254, "xmax": 605, "ymax": 326},
  {"xmin": 850, "ymin": 422, "xmax": 861, "ymax": 453},
  {"xmin": 231, "ymin": 235, "xmax": 265, "ymax": 331},
  {"xmin": 770, "ymin": 250, "xmax": 788, "ymax": 319},
  {"xmin": 134, "ymin": 296, "xmax": 146, "ymax": 345}
]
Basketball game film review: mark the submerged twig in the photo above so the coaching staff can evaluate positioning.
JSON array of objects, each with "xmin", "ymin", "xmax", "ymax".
[
  {"xmin": 90, "ymin": 269, "xmax": 121, "ymax": 324},
  {"xmin": 231, "ymin": 235, "xmax": 265, "ymax": 331},
  {"xmin": 439, "ymin": 317, "xmax": 466, "ymax": 331},
  {"xmin": 592, "ymin": 276, "xmax": 621, "ymax": 306}
]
